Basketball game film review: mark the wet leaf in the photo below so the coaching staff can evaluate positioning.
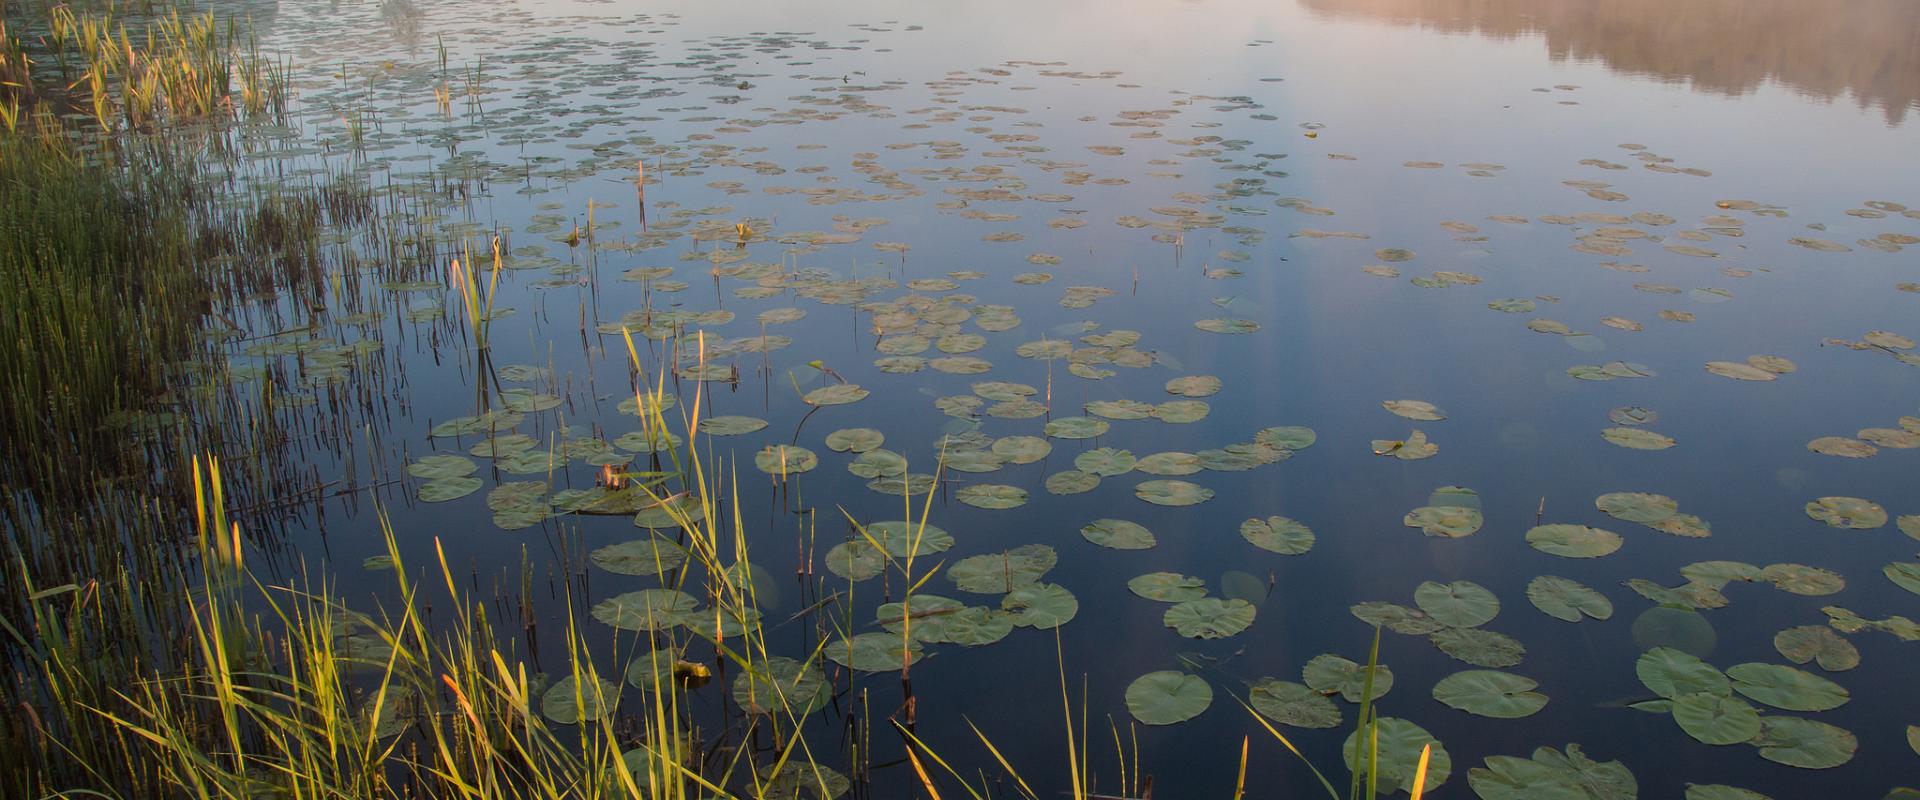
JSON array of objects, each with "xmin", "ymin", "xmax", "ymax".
[
  {"xmin": 1304, "ymin": 654, "xmax": 1394, "ymax": 702},
  {"xmin": 1527, "ymin": 576, "xmax": 1613, "ymax": 622},
  {"xmin": 1342, "ymin": 717, "xmax": 1451, "ymax": 795},
  {"xmin": 1002, "ymin": 583, "xmax": 1078, "ymax": 628},
  {"xmin": 1240, "ymin": 516, "xmax": 1315, "ymax": 554},
  {"xmin": 1727, "ymin": 663, "xmax": 1848, "ymax": 711},
  {"xmin": 956, "ymin": 484, "xmax": 1027, "ymax": 509},
  {"xmin": 1415, "ymin": 580, "xmax": 1500, "ymax": 627},
  {"xmin": 1125, "ymin": 671, "xmax": 1212, "ymax": 725},
  {"xmin": 1432, "ymin": 670, "xmax": 1547, "ymax": 718},
  {"xmin": 1526, "ymin": 524, "xmax": 1623, "ymax": 558},
  {"xmin": 1081, "ymin": 519, "xmax": 1156, "ymax": 550},
  {"xmin": 1804, "ymin": 496, "xmax": 1886, "ymax": 529},
  {"xmin": 1432, "ymin": 627, "xmax": 1525, "ymax": 667},
  {"xmin": 1136, "ymin": 479, "xmax": 1214, "ymax": 506},
  {"xmin": 1602, "ymin": 428, "xmax": 1675, "ymax": 450},
  {"xmin": 1164, "ymin": 597, "xmax": 1255, "ymax": 638},
  {"xmin": 1751, "ymin": 717, "xmax": 1856, "ymax": 769},
  {"xmin": 1772, "ymin": 626, "xmax": 1859, "ymax": 672}
]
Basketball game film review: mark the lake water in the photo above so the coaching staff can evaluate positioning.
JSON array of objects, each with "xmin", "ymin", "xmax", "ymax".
[{"xmin": 227, "ymin": 0, "xmax": 1920, "ymax": 795}]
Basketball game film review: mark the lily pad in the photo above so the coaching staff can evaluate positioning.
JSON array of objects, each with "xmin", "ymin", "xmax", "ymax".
[
  {"xmin": 1240, "ymin": 516, "xmax": 1315, "ymax": 554},
  {"xmin": 1727, "ymin": 663, "xmax": 1849, "ymax": 711},
  {"xmin": 1526, "ymin": 524, "xmax": 1623, "ymax": 558},
  {"xmin": 1432, "ymin": 670, "xmax": 1548, "ymax": 718},
  {"xmin": 1044, "ymin": 470, "xmax": 1100, "ymax": 494},
  {"xmin": 1432, "ymin": 627, "xmax": 1525, "ymax": 668},
  {"xmin": 419, "ymin": 476, "xmax": 483, "ymax": 503},
  {"xmin": 1596, "ymin": 492, "xmax": 1678, "ymax": 524},
  {"xmin": 1637, "ymin": 647, "xmax": 1730, "ymax": 699},
  {"xmin": 1405, "ymin": 505, "xmax": 1484, "ymax": 538},
  {"xmin": 1126, "ymin": 671, "xmax": 1213, "ymax": 725},
  {"xmin": 1081, "ymin": 519, "xmax": 1156, "ymax": 550},
  {"xmin": 803, "ymin": 384, "xmax": 870, "ymax": 406},
  {"xmin": 992, "ymin": 435, "xmax": 1052, "ymax": 464},
  {"xmin": 1136, "ymin": 479, "xmax": 1214, "ymax": 507},
  {"xmin": 1415, "ymin": 581, "xmax": 1500, "ymax": 628},
  {"xmin": 1527, "ymin": 576, "xmax": 1614, "ymax": 622},
  {"xmin": 1304, "ymin": 654, "xmax": 1394, "ymax": 702},
  {"xmin": 1342, "ymin": 717, "xmax": 1451, "ymax": 796},
  {"xmin": 1383, "ymin": 400, "xmax": 1446, "ymax": 421},
  {"xmin": 590, "ymin": 538, "xmax": 689, "ymax": 576},
  {"xmin": 1044, "ymin": 416, "xmax": 1110, "ymax": 439},
  {"xmin": 1468, "ymin": 744, "xmax": 1636, "ymax": 800},
  {"xmin": 956, "ymin": 484, "xmax": 1028, "ymax": 509},
  {"xmin": 1250, "ymin": 679, "xmax": 1341, "ymax": 729},
  {"xmin": 591, "ymin": 590, "xmax": 700, "ymax": 632},
  {"xmin": 949, "ymin": 545, "xmax": 1056, "ymax": 593},
  {"xmin": 1751, "ymin": 717, "xmax": 1856, "ymax": 769},
  {"xmin": 699, "ymin": 415, "xmax": 767, "ymax": 435},
  {"xmin": 1804, "ymin": 496, "xmax": 1886, "ymax": 529},
  {"xmin": 1164, "ymin": 598, "xmax": 1256, "ymax": 638},
  {"xmin": 1129, "ymin": 572, "xmax": 1208, "ymax": 602},
  {"xmin": 825, "ymin": 632, "xmax": 922, "ymax": 672},
  {"xmin": 1673, "ymin": 692, "xmax": 1762, "ymax": 745},
  {"xmin": 754, "ymin": 445, "xmax": 819, "ymax": 475},
  {"xmin": 1772, "ymin": 625, "xmax": 1860, "ymax": 671},
  {"xmin": 1075, "ymin": 448, "xmax": 1137, "ymax": 476},
  {"xmin": 1002, "ymin": 583, "xmax": 1078, "ymax": 629},
  {"xmin": 541, "ymin": 675, "xmax": 619, "ymax": 725},
  {"xmin": 1254, "ymin": 426, "xmax": 1318, "ymax": 450},
  {"xmin": 1602, "ymin": 428, "xmax": 1676, "ymax": 450}
]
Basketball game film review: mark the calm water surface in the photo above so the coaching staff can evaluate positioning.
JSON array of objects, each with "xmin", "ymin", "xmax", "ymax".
[{"xmin": 228, "ymin": 0, "xmax": 1920, "ymax": 795}]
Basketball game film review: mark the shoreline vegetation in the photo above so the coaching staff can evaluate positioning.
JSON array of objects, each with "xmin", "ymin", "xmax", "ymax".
[{"xmin": 1, "ymin": 3, "xmax": 1418, "ymax": 796}]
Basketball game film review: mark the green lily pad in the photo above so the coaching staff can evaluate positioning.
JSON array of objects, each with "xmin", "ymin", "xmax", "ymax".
[
  {"xmin": 876, "ymin": 595, "xmax": 967, "ymax": 642},
  {"xmin": 1405, "ymin": 505, "xmax": 1484, "ymax": 538},
  {"xmin": 1165, "ymin": 598, "xmax": 1256, "ymax": 638},
  {"xmin": 1705, "ymin": 361, "xmax": 1777, "ymax": 381},
  {"xmin": 942, "ymin": 449, "xmax": 1007, "ymax": 473},
  {"xmin": 1002, "ymin": 583, "xmax": 1078, "ymax": 628},
  {"xmin": 1372, "ymin": 429, "xmax": 1439, "ymax": 459},
  {"xmin": 803, "ymin": 384, "xmax": 870, "ymax": 406},
  {"xmin": 1685, "ymin": 787, "xmax": 1771, "ymax": 800},
  {"xmin": 1352, "ymin": 602, "xmax": 1447, "ymax": 635},
  {"xmin": 1342, "ymin": 717, "xmax": 1451, "ymax": 796},
  {"xmin": 540, "ymin": 674, "xmax": 619, "ymax": 724},
  {"xmin": 1136, "ymin": 452, "xmax": 1204, "ymax": 475},
  {"xmin": 956, "ymin": 484, "xmax": 1027, "ymax": 509},
  {"xmin": 419, "ymin": 476, "xmax": 483, "ymax": 503},
  {"xmin": 1126, "ymin": 671, "xmax": 1213, "ymax": 725},
  {"xmin": 1166, "ymin": 375, "xmax": 1222, "ymax": 397},
  {"xmin": 758, "ymin": 760, "xmax": 851, "ymax": 800},
  {"xmin": 1760, "ymin": 563, "xmax": 1844, "ymax": 596},
  {"xmin": 699, "ymin": 415, "xmax": 767, "ymax": 435},
  {"xmin": 1432, "ymin": 627, "xmax": 1525, "ymax": 667},
  {"xmin": 1772, "ymin": 625, "xmax": 1859, "ymax": 672},
  {"xmin": 1805, "ymin": 496, "xmax": 1887, "ymax": 529},
  {"xmin": 1727, "ymin": 663, "xmax": 1849, "ymax": 711},
  {"xmin": 591, "ymin": 590, "xmax": 699, "ymax": 632},
  {"xmin": 1044, "ymin": 470, "xmax": 1100, "ymax": 494},
  {"xmin": 1681, "ymin": 561, "xmax": 1761, "ymax": 589},
  {"xmin": 729, "ymin": 656, "xmax": 826, "ymax": 715},
  {"xmin": 1468, "ymin": 745, "xmax": 1635, "ymax": 800},
  {"xmin": 1901, "ymin": 515, "xmax": 1920, "ymax": 541},
  {"xmin": 864, "ymin": 521, "xmax": 955, "ymax": 556},
  {"xmin": 1304, "ymin": 654, "xmax": 1394, "ymax": 702},
  {"xmin": 1603, "ymin": 428, "xmax": 1676, "ymax": 450},
  {"xmin": 1081, "ymin": 519, "xmax": 1156, "ymax": 550},
  {"xmin": 1596, "ymin": 492, "xmax": 1678, "ymax": 524},
  {"xmin": 1129, "ymin": 572, "xmax": 1208, "ymax": 602},
  {"xmin": 1432, "ymin": 670, "xmax": 1548, "ymax": 718},
  {"xmin": 632, "ymin": 494, "xmax": 707, "ymax": 530},
  {"xmin": 754, "ymin": 445, "xmax": 819, "ymax": 475},
  {"xmin": 1887, "ymin": 562, "xmax": 1920, "ymax": 595},
  {"xmin": 1152, "ymin": 400, "xmax": 1210, "ymax": 423},
  {"xmin": 824, "ymin": 540, "xmax": 885, "ymax": 581},
  {"xmin": 1415, "ymin": 580, "xmax": 1500, "ymax": 628},
  {"xmin": 1526, "ymin": 576, "xmax": 1613, "ymax": 622},
  {"xmin": 1673, "ymin": 692, "xmax": 1762, "ymax": 745},
  {"xmin": 590, "ymin": 538, "xmax": 689, "ymax": 576},
  {"xmin": 1751, "ymin": 717, "xmax": 1856, "ymax": 769},
  {"xmin": 1383, "ymin": 400, "xmax": 1446, "ymax": 421},
  {"xmin": 825, "ymin": 632, "xmax": 923, "ymax": 672},
  {"xmin": 408, "ymin": 454, "xmax": 478, "ymax": 480},
  {"xmin": 1249, "ymin": 679, "xmax": 1341, "ymax": 729},
  {"xmin": 1086, "ymin": 399, "xmax": 1156, "ymax": 420},
  {"xmin": 992, "ymin": 435, "xmax": 1052, "ymax": 464},
  {"xmin": 1526, "ymin": 524, "xmax": 1622, "ymax": 558},
  {"xmin": 1136, "ymin": 479, "xmax": 1213, "ymax": 507},
  {"xmin": 1075, "ymin": 448, "xmax": 1137, "ymax": 476},
  {"xmin": 1044, "ymin": 416, "xmax": 1110, "ymax": 439},
  {"xmin": 1195, "ymin": 318, "xmax": 1259, "ymax": 334},
  {"xmin": 1254, "ymin": 426, "xmax": 1318, "ymax": 450},
  {"xmin": 1637, "ymin": 647, "xmax": 1730, "ymax": 699},
  {"xmin": 949, "ymin": 545, "xmax": 1057, "ymax": 593},
  {"xmin": 825, "ymin": 428, "xmax": 884, "ymax": 453},
  {"xmin": 848, "ymin": 449, "xmax": 908, "ymax": 479},
  {"xmin": 1241, "ymin": 516, "xmax": 1315, "ymax": 554}
]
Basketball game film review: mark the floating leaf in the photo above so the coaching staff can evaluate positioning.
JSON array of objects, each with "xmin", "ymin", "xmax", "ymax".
[
  {"xmin": 1804, "ymin": 496, "xmax": 1887, "ymax": 529},
  {"xmin": 956, "ymin": 484, "xmax": 1027, "ymax": 509},
  {"xmin": 1751, "ymin": 717, "xmax": 1856, "ymax": 769},
  {"xmin": 1705, "ymin": 361, "xmax": 1777, "ymax": 381},
  {"xmin": 1342, "ymin": 717, "xmax": 1451, "ymax": 796},
  {"xmin": 1526, "ymin": 576, "xmax": 1613, "ymax": 622},
  {"xmin": 1249, "ymin": 679, "xmax": 1341, "ymax": 728},
  {"xmin": 949, "ymin": 545, "xmax": 1056, "ymax": 593},
  {"xmin": 1468, "ymin": 744, "xmax": 1636, "ymax": 800},
  {"xmin": 1075, "ymin": 448, "xmax": 1137, "ymax": 476},
  {"xmin": 541, "ymin": 675, "xmax": 619, "ymax": 725},
  {"xmin": 1673, "ymin": 692, "xmax": 1762, "ymax": 745},
  {"xmin": 803, "ymin": 384, "xmax": 869, "ymax": 406},
  {"xmin": 592, "ymin": 590, "xmax": 699, "ymax": 632},
  {"xmin": 590, "ymin": 538, "xmax": 689, "ymax": 576},
  {"xmin": 1164, "ymin": 598, "xmax": 1255, "ymax": 638},
  {"xmin": 1353, "ymin": 602, "xmax": 1448, "ymax": 635},
  {"xmin": 1596, "ymin": 492, "xmax": 1678, "ymax": 524},
  {"xmin": 1002, "ymin": 583, "xmax": 1078, "ymax": 629},
  {"xmin": 1044, "ymin": 416, "xmax": 1109, "ymax": 439},
  {"xmin": 1255, "ymin": 426, "xmax": 1318, "ymax": 450},
  {"xmin": 1135, "ymin": 479, "xmax": 1214, "ymax": 507},
  {"xmin": 1432, "ymin": 670, "xmax": 1548, "ymax": 718},
  {"xmin": 1195, "ymin": 318, "xmax": 1259, "ymax": 334},
  {"xmin": 731, "ymin": 656, "xmax": 828, "ymax": 716},
  {"xmin": 1129, "ymin": 572, "xmax": 1207, "ymax": 602},
  {"xmin": 1304, "ymin": 654, "xmax": 1394, "ymax": 702},
  {"xmin": 1432, "ymin": 627, "xmax": 1525, "ymax": 667},
  {"xmin": 1727, "ymin": 663, "xmax": 1849, "ymax": 711},
  {"xmin": 1602, "ymin": 428, "xmax": 1675, "ymax": 450},
  {"xmin": 1382, "ymin": 400, "xmax": 1446, "ymax": 421},
  {"xmin": 1081, "ymin": 519, "xmax": 1156, "ymax": 550},
  {"xmin": 1887, "ymin": 562, "xmax": 1920, "ymax": 595},
  {"xmin": 1808, "ymin": 437, "xmax": 1877, "ymax": 458},
  {"xmin": 1136, "ymin": 451, "xmax": 1204, "ymax": 475},
  {"xmin": 1125, "ymin": 671, "xmax": 1213, "ymax": 725},
  {"xmin": 754, "ymin": 445, "xmax": 818, "ymax": 475},
  {"xmin": 1526, "ymin": 524, "xmax": 1623, "ymax": 558},
  {"xmin": 825, "ymin": 427, "xmax": 884, "ymax": 453},
  {"xmin": 992, "ymin": 435, "xmax": 1052, "ymax": 464},
  {"xmin": 1372, "ymin": 429, "xmax": 1439, "ymax": 459},
  {"xmin": 1772, "ymin": 626, "xmax": 1859, "ymax": 672},
  {"xmin": 699, "ymin": 415, "xmax": 767, "ymax": 435},
  {"xmin": 419, "ymin": 476, "xmax": 483, "ymax": 503},
  {"xmin": 1637, "ymin": 647, "xmax": 1729, "ymax": 699},
  {"xmin": 1415, "ymin": 580, "xmax": 1500, "ymax": 627},
  {"xmin": 825, "ymin": 632, "xmax": 922, "ymax": 672},
  {"xmin": 1240, "ymin": 516, "xmax": 1315, "ymax": 554}
]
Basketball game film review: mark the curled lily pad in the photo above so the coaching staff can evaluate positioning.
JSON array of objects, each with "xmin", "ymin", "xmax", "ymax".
[
  {"xmin": 1383, "ymin": 400, "xmax": 1445, "ymax": 421},
  {"xmin": 1772, "ymin": 626, "xmax": 1859, "ymax": 671},
  {"xmin": 1415, "ymin": 580, "xmax": 1500, "ymax": 628},
  {"xmin": 1081, "ymin": 519, "xmax": 1155, "ymax": 550},
  {"xmin": 1075, "ymin": 448, "xmax": 1136, "ymax": 476},
  {"xmin": 1372, "ymin": 429, "xmax": 1438, "ymax": 459},
  {"xmin": 1341, "ymin": 717, "xmax": 1451, "ymax": 796},
  {"xmin": 1136, "ymin": 479, "xmax": 1214, "ymax": 507},
  {"xmin": 1044, "ymin": 417, "xmax": 1109, "ymax": 439},
  {"xmin": 803, "ymin": 384, "xmax": 870, "ymax": 406},
  {"xmin": 1527, "ymin": 575, "xmax": 1613, "ymax": 622},
  {"xmin": 1804, "ymin": 496, "xmax": 1886, "ymax": 529},
  {"xmin": 1304, "ymin": 654, "xmax": 1394, "ymax": 702},
  {"xmin": 1433, "ymin": 670, "xmax": 1548, "ymax": 718},
  {"xmin": 1240, "ymin": 516, "xmax": 1315, "ymax": 554},
  {"xmin": 1002, "ymin": 583, "xmax": 1078, "ymax": 629},
  {"xmin": 1602, "ymin": 428, "xmax": 1675, "ymax": 450},
  {"xmin": 1609, "ymin": 406, "xmax": 1659, "ymax": 426},
  {"xmin": 1432, "ymin": 627, "xmax": 1525, "ymax": 667},
  {"xmin": 1126, "ymin": 671, "xmax": 1213, "ymax": 725},
  {"xmin": 1250, "ymin": 679, "xmax": 1341, "ymax": 728},
  {"xmin": 1727, "ymin": 663, "xmax": 1849, "ymax": 711},
  {"xmin": 1526, "ymin": 524, "xmax": 1623, "ymax": 558},
  {"xmin": 956, "ymin": 484, "xmax": 1027, "ymax": 509},
  {"xmin": 1751, "ymin": 717, "xmax": 1856, "ymax": 769},
  {"xmin": 754, "ymin": 445, "xmax": 818, "ymax": 475},
  {"xmin": 1164, "ymin": 598, "xmax": 1256, "ymax": 638}
]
